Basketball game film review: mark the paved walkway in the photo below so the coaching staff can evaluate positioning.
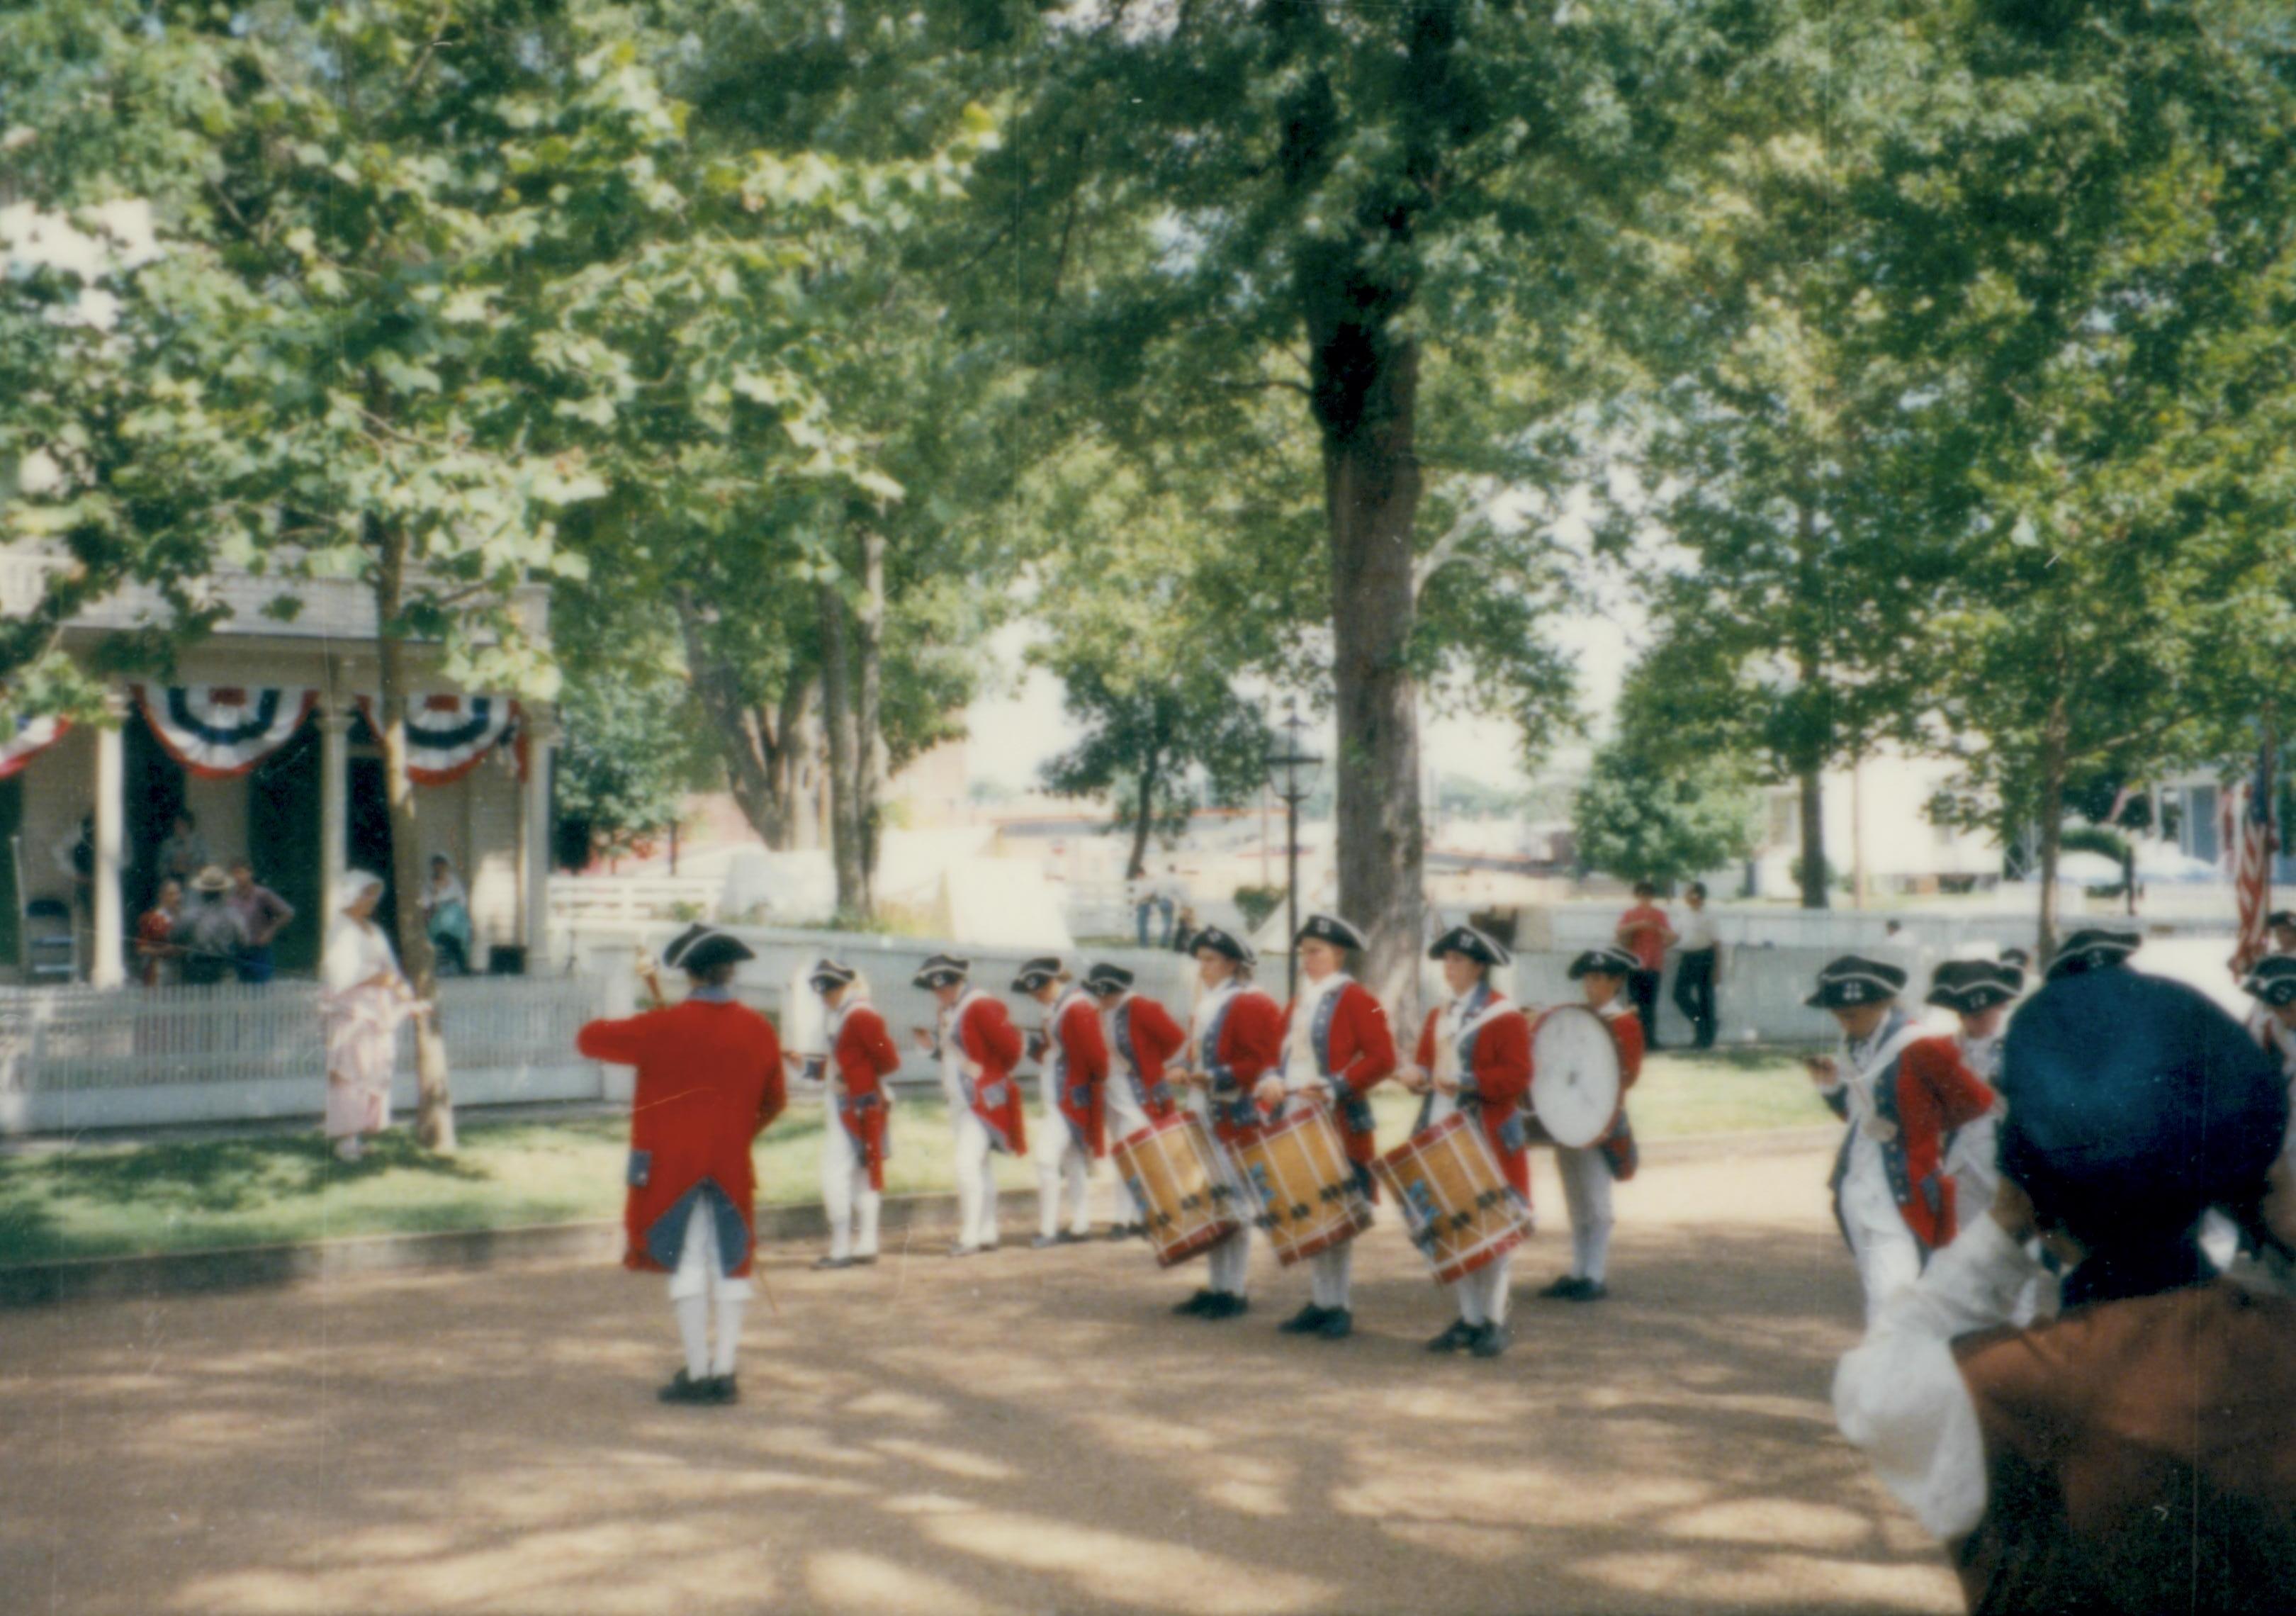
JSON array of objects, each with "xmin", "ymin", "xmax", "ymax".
[{"xmin": 1, "ymin": 1140, "xmax": 1959, "ymax": 1615}]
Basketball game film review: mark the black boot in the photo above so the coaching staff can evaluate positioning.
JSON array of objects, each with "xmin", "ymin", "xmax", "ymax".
[
  {"xmin": 1469, "ymin": 1323, "xmax": 1510, "ymax": 1359},
  {"xmin": 657, "ymin": 1369, "xmax": 712, "ymax": 1405},
  {"xmin": 1425, "ymin": 1318, "xmax": 1475, "ymax": 1353},
  {"xmin": 1173, "ymin": 1288, "xmax": 1217, "ymax": 1316},
  {"xmin": 1278, "ymin": 1303, "xmax": 1332, "ymax": 1335},
  {"xmin": 1317, "ymin": 1308, "xmax": 1354, "ymax": 1341}
]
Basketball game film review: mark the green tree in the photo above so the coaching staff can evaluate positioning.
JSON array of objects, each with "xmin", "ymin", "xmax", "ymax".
[{"xmin": 1572, "ymin": 741, "xmax": 1757, "ymax": 890}]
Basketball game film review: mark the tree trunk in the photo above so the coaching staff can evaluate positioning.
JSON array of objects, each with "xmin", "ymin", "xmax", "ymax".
[
  {"xmin": 2036, "ymin": 700, "xmax": 2069, "ymax": 960},
  {"xmin": 854, "ymin": 529, "xmax": 886, "ymax": 912},
  {"xmin": 1311, "ymin": 316, "xmax": 1426, "ymax": 1021},
  {"xmin": 1797, "ymin": 764, "xmax": 1828, "ymax": 909},
  {"xmin": 371, "ymin": 520, "xmax": 455, "ymax": 1154},
  {"xmin": 1126, "ymin": 751, "xmax": 1160, "ymax": 882},
  {"xmin": 677, "ymin": 595, "xmax": 817, "ymax": 851},
  {"xmin": 820, "ymin": 580, "xmax": 866, "ymax": 919},
  {"xmin": 770, "ymin": 675, "xmax": 823, "ymax": 851}
]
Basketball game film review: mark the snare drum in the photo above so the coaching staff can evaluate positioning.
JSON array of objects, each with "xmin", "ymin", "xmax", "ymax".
[
  {"xmin": 1232, "ymin": 1103, "xmax": 1373, "ymax": 1267},
  {"xmin": 1113, "ymin": 1111, "xmax": 1244, "ymax": 1269},
  {"xmin": 1373, "ymin": 1113, "xmax": 1531, "ymax": 1284}
]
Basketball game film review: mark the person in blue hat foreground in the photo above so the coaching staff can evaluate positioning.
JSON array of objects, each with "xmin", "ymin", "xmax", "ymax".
[{"xmin": 1833, "ymin": 967, "xmax": 2296, "ymax": 1612}]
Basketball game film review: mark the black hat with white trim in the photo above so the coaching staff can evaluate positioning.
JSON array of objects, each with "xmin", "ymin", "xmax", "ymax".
[
  {"xmin": 1568, "ymin": 945, "xmax": 1641, "ymax": 980},
  {"xmin": 1190, "ymin": 926, "xmax": 1256, "ymax": 965},
  {"xmin": 2241, "ymin": 954, "xmax": 2296, "ymax": 1008},
  {"xmin": 1927, "ymin": 959, "xmax": 2021, "ymax": 1014},
  {"xmin": 1295, "ymin": 912, "xmax": 1368, "ymax": 952},
  {"xmin": 1430, "ymin": 924, "xmax": 1511, "ymax": 968},
  {"xmin": 2269, "ymin": 909, "xmax": 2296, "ymax": 931},
  {"xmin": 1081, "ymin": 962, "xmax": 1134, "ymax": 997},
  {"xmin": 911, "ymin": 953, "xmax": 971, "ymax": 990},
  {"xmin": 662, "ymin": 924, "xmax": 755, "ymax": 975},
  {"xmin": 1806, "ymin": 954, "xmax": 1909, "ymax": 1010},
  {"xmin": 2046, "ymin": 927, "xmax": 2140, "ymax": 982},
  {"xmin": 1010, "ymin": 955, "xmax": 1064, "ymax": 994},
  {"xmin": 808, "ymin": 958, "xmax": 857, "ymax": 993}
]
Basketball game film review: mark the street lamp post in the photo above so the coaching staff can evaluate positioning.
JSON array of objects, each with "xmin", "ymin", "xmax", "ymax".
[{"xmin": 1263, "ymin": 701, "xmax": 1324, "ymax": 999}]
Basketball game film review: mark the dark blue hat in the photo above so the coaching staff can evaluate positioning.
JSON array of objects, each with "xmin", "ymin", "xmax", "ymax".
[
  {"xmin": 1190, "ymin": 926, "xmax": 1255, "ymax": 965},
  {"xmin": 1927, "ymin": 959, "xmax": 2021, "ymax": 1014},
  {"xmin": 2242, "ymin": 955, "xmax": 2296, "ymax": 1008},
  {"xmin": 1568, "ymin": 946, "xmax": 1640, "ymax": 980},
  {"xmin": 1010, "ymin": 955, "xmax": 1064, "ymax": 994},
  {"xmin": 662, "ymin": 924, "xmax": 754, "ymax": 975},
  {"xmin": 1295, "ymin": 912, "xmax": 1367, "ymax": 952},
  {"xmin": 1430, "ymin": 924, "xmax": 1510, "ymax": 968},
  {"xmin": 1998, "ymin": 969, "xmax": 2287, "ymax": 1258},
  {"xmin": 2044, "ymin": 927, "xmax": 2139, "ymax": 981},
  {"xmin": 911, "ymin": 953, "xmax": 969, "ymax": 990},
  {"xmin": 1081, "ymin": 962, "xmax": 1134, "ymax": 996},
  {"xmin": 1806, "ymin": 955, "xmax": 1907, "ymax": 1010}
]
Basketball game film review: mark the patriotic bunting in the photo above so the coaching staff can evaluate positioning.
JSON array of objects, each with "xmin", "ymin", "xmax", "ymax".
[
  {"xmin": 134, "ymin": 685, "xmax": 318, "ymax": 780},
  {"xmin": 356, "ymin": 692, "xmax": 519, "ymax": 785},
  {"xmin": 0, "ymin": 714, "xmax": 70, "ymax": 780}
]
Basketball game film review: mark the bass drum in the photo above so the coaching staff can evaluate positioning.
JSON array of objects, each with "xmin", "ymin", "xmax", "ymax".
[{"xmin": 1529, "ymin": 1004, "xmax": 1624, "ymax": 1149}]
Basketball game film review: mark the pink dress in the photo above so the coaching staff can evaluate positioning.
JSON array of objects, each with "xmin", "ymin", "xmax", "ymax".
[{"xmin": 322, "ymin": 919, "xmax": 412, "ymax": 1138}]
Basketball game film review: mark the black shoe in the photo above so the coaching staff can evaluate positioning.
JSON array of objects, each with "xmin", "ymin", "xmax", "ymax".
[
  {"xmin": 1566, "ymin": 1280, "xmax": 1609, "ymax": 1303},
  {"xmin": 1537, "ymin": 1274, "xmax": 1589, "ymax": 1301},
  {"xmin": 1425, "ymin": 1318, "xmax": 1475, "ymax": 1353},
  {"xmin": 1317, "ymin": 1308, "xmax": 1354, "ymax": 1341},
  {"xmin": 1057, "ymin": 1230, "xmax": 1089, "ymax": 1244},
  {"xmin": 657, "ymin": 1369, "xmax": 713, "ymax": 1405},
  {"xmin": 812, "ymin": 1255, "xmax": 855, "ymax": 1271},
  {"xmin": 708, "ymin": 1374, "xmax": 741, "ymax": 1404},
  {"xmin": 1031, "ymin": 1234, "xmax": 1062, "ymax": 1250},
  {"xmin": 851, "ymin": 1254, "xmax": 878, "ymax": 1266},
  {"xmin": 1203, "ymin": 1292, "xmax": 1250, "ymax": 1320},
  {"xmin": 1173, "ymin": 1288, "xmax": 1218, "ymax": 1316},
  {"xmin": 1105, "ymin": 1225, "xmax": 1133, "ymax": 1242},
  {"xmin": 1278, "ymin": 1303, "xmax": 1332, "ymax": 1335},
  {"xmin": 1469, "ymin": 1323, "xmax": 1510, "ymax": 1358}
]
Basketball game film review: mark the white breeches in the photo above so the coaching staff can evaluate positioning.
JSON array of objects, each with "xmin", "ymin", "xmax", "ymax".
[
  {"xmin": 667, "ymin": 1201, "xmax": 752, "ymax": 1303},
  {"xmin": 1845, "ymin": 1213, "xmax": 1924, "ymax": 1328},
  {"xmin": 1309, "ymin": 1243, "xmax": 1355, "ymax": 1311},
  {"xmin": 952, "ymin": 1109, "xmax": 1001, "ymax": 1249},
  {"xmin": 668, "ymin": 1206, "xmax": 748, "ymax": 1379},
  {"xmin": 821, "ymin": 1123, "xmax": 881, "ymax": 1261},
  {"xmin": 1036, "ymin": 1121, "xmax": 1093, "ymax": 1238},
  {"xmin": 1104, "ymin": 1082, "xmax": 1152, "ymax": 1223},
  {"xmin": 1208, "ymin": 1223, "xmax": 1251, "ymax": 1294},
  {"xmin": 1556, "ymin": 1146, "xmax": 1615, "ymax": 1283},
  {"xmin": 1454, "ymin": 1250, "xmax": 1513, "ymax": 1328}
]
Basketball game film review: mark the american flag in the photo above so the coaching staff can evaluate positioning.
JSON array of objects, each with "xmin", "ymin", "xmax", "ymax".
[{"xmin": 2227, "ymin": 741, "xmax": 2278, "ymax": 975}]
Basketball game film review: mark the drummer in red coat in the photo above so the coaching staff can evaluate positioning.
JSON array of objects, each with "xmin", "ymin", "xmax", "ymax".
[
  {"xmin": 908, "ymin": 953, "xmax": 1026, "ymax": 1257},
  {"xmin": 1083, "ymin": 961, "xmax": 1185, "ymax": 1240},
  {"xmin": 1537, "ymin": 946, "xmax": 1645, "ymax": 1304},
  {"xmin": 1174, "ymin": 925, "xmax": 1285, "ymax": 1320},
  {"xmin": 1399, "ymin": 924, "xmax": 1532, "ymax": 1357},
  {"xmin": 806, "ymin": 958, "xmax": 901, "ymax": 1271},
  {"xmin": 576, "ymin": 924, "xmax": 787, "ymax": 1405},
  {"xmin": 1014, "ymin": 956, "xmax": 1110, "ymax": 1249},
  {"xmin": 1258, "ymin": 913, "xmax": 1397, "ymax": 1342}
]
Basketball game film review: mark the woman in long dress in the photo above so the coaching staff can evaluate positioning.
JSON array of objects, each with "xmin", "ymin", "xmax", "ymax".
[{"xmin": 323, "ymin": 872, "xmax": 415, "ymax": 1160}]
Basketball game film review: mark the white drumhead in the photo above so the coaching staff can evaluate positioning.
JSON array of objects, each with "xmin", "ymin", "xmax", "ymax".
[
  {"xmin": 1530, "ymin": 1005, "xmax": 1623, "ymax": 1149},
  {"xmin": 783, "ymin": 962, "xmax": 827, "ymax": 1062}
]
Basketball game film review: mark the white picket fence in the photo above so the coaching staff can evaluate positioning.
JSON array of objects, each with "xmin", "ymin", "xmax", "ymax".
[
  {"xmin": 548, "ymin": 875, "xmax": 724, "ymax": 928},
  {"xmin": 0, "ymin": 976, "xmax": 602, "ymax": 1133}
]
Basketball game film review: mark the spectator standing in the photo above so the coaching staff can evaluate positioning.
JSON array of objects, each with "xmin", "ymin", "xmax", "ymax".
[
  {"xmin": 1157, "ymin": 863, "xmax": 1186, "ymax": 947},
  {"xmin": 1126, "ymin": 868, "xmax": 1154, "ymax": 948},
  {"xmin": 419, "ymin": 854, "xmax": 473, "ymax": 975},
  {"xmin": 174, "ymin": 865, "xmax": 251, "ymax": 987},
  {"xmin": 1169, "ymin": 904, "xmax": 1200, "ymax": 953},
  {"xmin": 135, "ymin": 879, "xmax": 184, "ymax": 987},
  {"xmin": 1670, "ymin": 882, "xmax": 1721, "ymax": 1050},
  {"xmin": 156, "ymin": 812, "xmax": 211, "ymax": 886},
  {"xmin": 322, "ymin": 871, "xmax": 415, "ymax": 1161},
  {"xmin": 225, "ymin": 858, "xmax": 296, "ymax": 984},
  {"xmin": 1613, "ymin": 881, "xmax": 1677, "ymax": 1051}
]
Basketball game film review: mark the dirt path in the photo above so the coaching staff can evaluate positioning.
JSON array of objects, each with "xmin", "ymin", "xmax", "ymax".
[{"xmin": 0, "ymin": 1138, "xmax": 1959, "ymax": 1615}]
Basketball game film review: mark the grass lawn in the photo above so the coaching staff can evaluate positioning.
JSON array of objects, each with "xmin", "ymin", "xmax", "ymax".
[{"xmin": 0, "ymin": 1050, "xmax": 1823, "ymax": 1266}]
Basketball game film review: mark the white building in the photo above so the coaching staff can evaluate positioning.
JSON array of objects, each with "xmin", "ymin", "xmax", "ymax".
[
  {"xmin": 1, "ymin": 549, "xmax": 553, "ymax": 985},
  {"xmin": 1750, "ymin": 749, "xmax": 2004, "ymax": 900}
]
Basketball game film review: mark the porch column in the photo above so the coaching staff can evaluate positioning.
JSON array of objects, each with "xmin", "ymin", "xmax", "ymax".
[
  {"xmin": 319, "ymin": 699, "xmax": 350, "ymax": 933},
  {"xmin": 90, "ymin": 692, "xmax": 125, "ymax": 987},
  {"xmin": 520, "ymin": 707, "xmax": 556, "ymax": 971}
]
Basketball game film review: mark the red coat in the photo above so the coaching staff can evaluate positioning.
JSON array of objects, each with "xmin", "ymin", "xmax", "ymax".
[
  {"xmin": 578, "ymin": 997, "xmax": 787, "ymax": 1276},
  {"xmin": 1198, "ymin": 984, "xmax": 1285, "ymax": 1144},
  {"xmin": 1412, "ymin": 991, "xmax": 1534, "ymax": 1197},
  {"xmin": 829, "ymin": 1000, "xmax": 901, "ymax": 1192},
  {"xmin": 1595, "ymin": 1000, "xmax": 1645, "ymax": 1181},
  {"xmin": 1108, "ymin": 992, "xmax": 1185, "ymax": 1121},
  {"xmin": 1823, "ymin": 1020, "xmax": 1996, "ymax": 1251},
  {"xmin": 1046, "ymin": 989, "xmax": 1111, "ymax": 1156},
  {"xmin": 948, "ymin": 992, "xmax": 1027, "ymax": 1155},
  {"xmin": 1283, "ymin": 977, "xmax": 1398, "ymax": 1167}
]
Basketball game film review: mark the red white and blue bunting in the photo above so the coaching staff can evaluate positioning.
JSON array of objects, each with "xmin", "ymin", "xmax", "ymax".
[
  {"xmin": 357, "ymin": 692, "xmax": 519, "ymax": 785},
  {"xmin": 0, "ymin": 714, "xmax": 70, "ymax": 780},
  {"xmin": 135, "ymin": 685, "xmax": 318, "ymax": 780}
]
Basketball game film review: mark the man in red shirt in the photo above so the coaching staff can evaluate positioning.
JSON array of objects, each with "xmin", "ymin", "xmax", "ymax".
[
  {"xmin": 1613, "ymin": 882, "xmax": 1677, "ymax": 1050},
  {"xmin": 577, "ymin": 925, "xmax": 787, "ymax": 1406}
]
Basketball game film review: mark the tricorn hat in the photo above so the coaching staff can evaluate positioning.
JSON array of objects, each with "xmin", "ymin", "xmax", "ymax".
[
  {"xmin": 1295, "ymin": 912, "xmax": 1367, "ymax": 953},
  {"xmin": 911, "ymin": 953, "xmax": 970, "ymax": 990},
  {"xmin": 1190, "ymin": 926, "xmax": 1255, "ymax": 965},
  {"xmin": 1430, "ymin": 924, "xmax": 1510, "ymax": 969},
  {"xmin": 807, "ymin": 958, "xmax": 857, "ymax": 993},
  {"xmin": 1568, "ymin": 945, "xmax": 1641, "ymax": 981},
  {"xmin": 2046, "ymin": 927, "xmax": 2140, "ymax": 981},
  {"xmin": 2241, "ymin": 954, "xmax": 2296, "ymax": 1009},
  {"xmin": 1926, "ymin": 959, "xmax": 2021, "ymax": 1015},
  {"xmin": 663, "ymin": 923, "xmax": 755, "ymax": 975},
  {"xmin": 1806, "ymin": 955, "xmax": 1908, "ymax": 1011},
  {"xmin": 2268, "ymin": 909, "xmax": 2296, "ymax": 931},
  {"xmin": 1081, "ymin": 962, "xmax": 1134, "ymax": 997},
  {"xmin": 1010, "ymin": 955, "xmax": 1064, "ymax": 994}
]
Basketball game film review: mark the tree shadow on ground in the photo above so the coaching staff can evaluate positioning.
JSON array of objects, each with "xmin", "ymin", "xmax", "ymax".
[{"xmin": 22, "ymin": 1128, "xmax": 489, "ymax": 1216}]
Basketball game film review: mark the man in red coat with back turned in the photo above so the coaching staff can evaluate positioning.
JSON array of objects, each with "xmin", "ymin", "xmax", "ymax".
[{"xmin": 577, "ymin": 924, "xmax": 787, "ymax": 1406}]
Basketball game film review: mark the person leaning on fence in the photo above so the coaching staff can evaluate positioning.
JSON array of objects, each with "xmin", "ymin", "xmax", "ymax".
[
  {"xmin": 322, "ymin": 871, "xmax": 417, "ymax": 1162},
  {"xmin": 1669, "ymin": 882, "xmax": 1721, "ymax": 1050},
  {"xmin": 1613, "ymin": 882, "xmax": 1675, "ymax": 1051},
  {"xmin": 576, "ymin": 924, "xmax": 787, "ymax": 1406},
  {"xmin": 176, "ymin": 865, "xmax": 251, "ymax": 987},
  {"xmin": 135, "ymin": 878, "xmax": 184, "ymax": 988},
  {"xmin": 225, "ymin": 857, "xmax": 295, "ymax": 984},
  {"xmin": 1832, "ymin": 966, "xmax": 2296, "ymax": 1613}
]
